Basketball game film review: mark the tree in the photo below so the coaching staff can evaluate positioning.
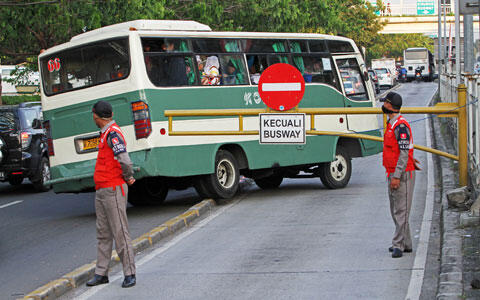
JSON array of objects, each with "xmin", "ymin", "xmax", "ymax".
[
  {"xmin": 0, "ymin": 0, "xmax": 174, "ymax": 65},
  {"xmin": 366, "ymin": 33, "xmax": 434, "ymax": 64}
]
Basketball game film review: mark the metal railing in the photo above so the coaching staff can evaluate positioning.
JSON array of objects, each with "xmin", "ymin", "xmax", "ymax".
[{"xmin": 441, "ymin": 74, "xmax": 480, "ymax": 187}]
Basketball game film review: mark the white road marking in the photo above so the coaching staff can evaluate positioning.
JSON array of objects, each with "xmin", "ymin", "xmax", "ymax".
[
  {"xmin": 405, "ymin": 87, "xmax": 438, "ymax": 300},
  {"xmin": 0, "ymin": 200, "xmax": 23, "ymax": 209},
  {"xmin": 261, "ymin": 82, "xmax": 301, "ymax": 92},
  {"xmin": 75, "ymin": 198, "xmax": 242, "ymax": 300}
]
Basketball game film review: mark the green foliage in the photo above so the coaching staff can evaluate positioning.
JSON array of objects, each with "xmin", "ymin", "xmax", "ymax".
[
  {"xmin": 1, "ymin": 0, "xmax": 406, "ymax": 80},
  {"xmin": 1, "ymin": 95, "xmax": 40, "ymax": 105},
  {"xmin": 366, "ymin": 33, "xmax": 434, "ymax": 63}
]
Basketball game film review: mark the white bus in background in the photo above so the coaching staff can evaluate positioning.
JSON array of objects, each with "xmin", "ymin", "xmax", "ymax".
[
  {"xmin": 0, "ymin": 65, "xmax": 40, "ymax": 95},
  {"xmin": 403, "ymin": 47, "xmax": 435, "ymax": 81}
]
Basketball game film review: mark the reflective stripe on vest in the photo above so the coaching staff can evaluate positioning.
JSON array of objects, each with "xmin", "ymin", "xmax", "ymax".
[
  {"xmin": 382, "ymin": 115, "xmax": 415, "ymax": 175},
  {"xmin": 94, "ymin": 122, "xmax": 126, "ymax": 189}
]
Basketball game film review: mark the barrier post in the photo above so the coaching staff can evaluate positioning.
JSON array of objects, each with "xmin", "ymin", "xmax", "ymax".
[{"xmin": 458, "ymin": 83, "xmax": 468, "ymax": 186}]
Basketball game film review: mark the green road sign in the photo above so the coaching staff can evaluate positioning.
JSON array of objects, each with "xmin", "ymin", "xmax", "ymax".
[{"xmin": 417, "ymin": 0, "xmax": 435, "ymax": 15}]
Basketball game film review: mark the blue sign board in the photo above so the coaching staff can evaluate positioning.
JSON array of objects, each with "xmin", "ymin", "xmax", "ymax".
[{"xmin": 417, "ymin": 0, "xmax": 435, "ymax": 15}]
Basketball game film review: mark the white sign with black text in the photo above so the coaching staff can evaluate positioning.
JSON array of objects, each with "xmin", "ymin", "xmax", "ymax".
[{"xmin": 259, "ymin": 113, "xmax": 306, "ymax": 144}]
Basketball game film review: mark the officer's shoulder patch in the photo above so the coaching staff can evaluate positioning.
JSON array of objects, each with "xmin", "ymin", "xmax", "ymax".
[{"xmin": 108, "ymin": 131, "xmax": 126, "ymax": 155}]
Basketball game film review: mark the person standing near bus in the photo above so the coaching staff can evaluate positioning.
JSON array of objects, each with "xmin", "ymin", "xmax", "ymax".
[
  {"xmin": 381, "ymin": 92, "xmax": 416, "ymax": 258},
  {"xmin": 86, "ymin": 100, "xmax": 137, "ymax": 288}
]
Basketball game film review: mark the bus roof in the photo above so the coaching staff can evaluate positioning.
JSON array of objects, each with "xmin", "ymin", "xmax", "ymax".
[
  {"xmin": 39, "ymin": 20, "xmax": 358, "ymax": 58},
  {"xmin": 70, "ymin": 20, "xmax": 212, "ymax": 42}
]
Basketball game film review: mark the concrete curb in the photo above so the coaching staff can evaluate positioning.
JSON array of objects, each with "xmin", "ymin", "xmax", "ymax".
[
  {"xmin": 431, "ymin": 100, "xmax": 465, "ymax": 299},
  {"xmin": 21, "ymin": 199, "xmax": 216, "ymax": 300}
]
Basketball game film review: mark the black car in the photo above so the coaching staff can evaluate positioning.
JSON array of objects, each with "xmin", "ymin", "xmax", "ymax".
[{"xmin": 0, "ymin": 102, "xmax": 51, "ymax": 191}]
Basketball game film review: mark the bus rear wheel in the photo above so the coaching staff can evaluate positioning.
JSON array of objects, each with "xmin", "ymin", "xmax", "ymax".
[
  {"xmin": 127, "ymin": 177, "xmax": 168, "ymax": 206},
  {"xmin": 197, "ymin": 150, "xmax": 239, "ymax": 200},
  {"xmin": 254, "ymin": 174, "xmax": 283, "ymax": 189},
  {"xmin": 319, "ymin": 146, "xmax": 352, "ymax": 189}
]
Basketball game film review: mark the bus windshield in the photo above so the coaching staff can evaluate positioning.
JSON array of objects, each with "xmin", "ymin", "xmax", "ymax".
[
  {"xmin": 405, "ymin": 50, "xmax": 427, "ymax": 60},
  {"xmin": 40, "ymin": 38, "xmax": 130, "ymax": 96}
]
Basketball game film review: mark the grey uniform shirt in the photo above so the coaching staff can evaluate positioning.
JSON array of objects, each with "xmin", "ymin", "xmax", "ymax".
[
  {"xmin": 100, "ymin": 120, "xmax": 134, "ymax": 181},
  {"xmin": 388, "ymin": 114, "xmax": 412, "ymax": 179}
]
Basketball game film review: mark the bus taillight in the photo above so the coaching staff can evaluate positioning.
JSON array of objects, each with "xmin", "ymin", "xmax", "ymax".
[
  {"xmin": 131, "ymin": 101, "xmax": 152, "ymax": 139},
  {"xmin": 43, "ymin": 120, "xmax": 55, "ymax": 156}
]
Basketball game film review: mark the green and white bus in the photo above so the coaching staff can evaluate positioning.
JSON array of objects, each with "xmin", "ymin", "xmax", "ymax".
[{"xmin": 39, "ymin": 20, "xmax": 382, "ymax": 205}]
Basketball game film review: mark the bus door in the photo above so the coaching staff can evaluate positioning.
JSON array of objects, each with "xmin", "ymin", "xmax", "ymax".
[{"xmin": 332, "ymin": 55, "xmax": 377, "ymax": 133}]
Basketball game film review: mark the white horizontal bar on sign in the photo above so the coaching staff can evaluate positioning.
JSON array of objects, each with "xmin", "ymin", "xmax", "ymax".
[{"xmin": 261, "ymin": 82, "xmax": 301, "ymax": 92}]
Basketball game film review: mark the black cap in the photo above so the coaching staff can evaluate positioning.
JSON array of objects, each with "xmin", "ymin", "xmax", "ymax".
[
  {"xmin": 92, "ymin": 101, "xmax": 112, "ymax": 118},
  {"xmin": 380, "ymin": 91, "xmax": 402, "ymax": 110}
]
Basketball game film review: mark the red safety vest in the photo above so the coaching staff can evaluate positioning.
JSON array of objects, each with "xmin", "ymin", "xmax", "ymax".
[
  {"xmin": 383, "ymin": 115, "xmax": 415, "ymax": 176},
  {"xmin": 94, "ymin": 122, "xmax": 126, "ymax": 189}
]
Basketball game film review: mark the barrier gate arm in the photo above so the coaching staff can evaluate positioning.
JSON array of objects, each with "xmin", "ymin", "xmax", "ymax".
[{"xmin": 165, "ymin": 90, "xmax": 467, "ymax": 185}]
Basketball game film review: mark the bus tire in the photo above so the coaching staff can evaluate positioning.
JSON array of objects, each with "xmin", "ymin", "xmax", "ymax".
[
  {"xmin": 201, "ymin": 150, "xmax": 239, "ymax": 199},
  {"xmin": 254, "ymin": 175, "xmax": 283, "ymax": 189},
  {"xmin": 194, "ymin": 176, "xmax": 214, "ymax": 199},
  {"xmin": 319, "ymin": 146, "xmax": 352, "ymax": 189},
  {"xmin": 127, "ymin": 177, "xmax": 168, "ymax": 206}
]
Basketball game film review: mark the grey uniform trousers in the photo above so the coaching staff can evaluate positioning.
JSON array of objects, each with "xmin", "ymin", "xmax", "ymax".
[
  {"xmin": 95, "ymin": 183, "xmax": 136, "ymax": 276},
  {"xmin": 388, "ymin": 171, "xmax": 416, "ymax": 251}
]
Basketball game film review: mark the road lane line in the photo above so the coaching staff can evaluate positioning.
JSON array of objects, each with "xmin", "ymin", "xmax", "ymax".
[
  {"xmin": 0, "ymin": 200, "xmax": 23, "ymax": 209},
  {"xmin": 75, "ymin": 197, "xmax": 242, "ymax": 300},
  {"xmin": 405, "ymin": 90, "xmax": 437, "ymax": 300}
]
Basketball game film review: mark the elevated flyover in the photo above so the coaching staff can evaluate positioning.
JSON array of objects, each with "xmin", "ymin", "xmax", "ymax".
[{"xmin": 380, "ymin": 16, "xmax": 479, "ymax": 37}]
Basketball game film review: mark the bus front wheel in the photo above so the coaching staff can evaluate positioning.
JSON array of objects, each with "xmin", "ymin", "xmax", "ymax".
[
  {"xmin": 319, "ymin": 146, "xmax": 352, "ymax": 189},
  {"xmin": 198, "ymin": 150, "xmax": 239, "ymax": 200}
]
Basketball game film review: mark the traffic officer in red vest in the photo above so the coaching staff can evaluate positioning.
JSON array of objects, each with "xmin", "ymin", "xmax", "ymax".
[
  {"xmin": 86, "ymin": 100, "xmax": 137, "ymax": 288},
  {"xmin": 381, "ymin": 92, "xmax": 417, "ymax": 258}
]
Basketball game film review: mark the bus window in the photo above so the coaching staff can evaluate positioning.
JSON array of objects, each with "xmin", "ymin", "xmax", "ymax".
[
  {"xmin": 40, "ymin": 38, "xmax": 130, "ymax": 95},
  {"xmin": 336, "ymin": 58, "xmax": 368, "ymax": 101},
  {"xmin": 218, "ymin": 55, "xmax": 248, "ymax": 85},
  {"xmin": 328, "ymin": 40, "xmax": 355, "ymax": 53},
  {"xmin": 246, "ymin": 54, "xmax": 289, "ymax": 85},
  {"xmin": 193, "ymin": 39, "xmax": 244, "ymax": 53},
  {"xmin": 291, "ymin": 55, "xmax": 338, "ymax": 88},
  {"xmin": 142, "ymin": 38, "xmax": 192, "ymax": 86},
  {"xmin": 309, "ymin": 40, "xmax": 327, "ymax": 53},
  {"xmin": 288, "ymin": 40, "xmax": 308, "ymax": 53}
]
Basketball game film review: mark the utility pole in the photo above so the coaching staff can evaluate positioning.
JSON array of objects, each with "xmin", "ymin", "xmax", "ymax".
[
  {"xmin": 464, "ymin": 14, "xmax": 474, "ymax": 73},
  {"xmin": 455, "ymin": 0, "xmax": 461, "ymax": 85},
  {"xmin": 438, "ymin": 0, "xmax": 443, "ymax": 81}
]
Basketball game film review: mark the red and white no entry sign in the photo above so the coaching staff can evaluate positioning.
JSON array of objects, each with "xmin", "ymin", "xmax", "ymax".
[{"xmin": 258, "ymin": 63, "xmax": 305, "ymax": 111}]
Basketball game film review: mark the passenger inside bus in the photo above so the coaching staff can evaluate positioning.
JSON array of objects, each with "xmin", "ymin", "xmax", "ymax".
[
  {"xmin": 222, "ymin": 61, "xmax": 237, "ymax": 85},
  {"xmin": 201, "ymin": 56, "xmax": 220, "ymax": 85},
  {"xmin": 160, "ymin": 42, "xmax": 188, "ymax": 86}
]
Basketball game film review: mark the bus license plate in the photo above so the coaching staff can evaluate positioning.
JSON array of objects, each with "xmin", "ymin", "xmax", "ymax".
[{"xmin": 83, "ymin": 137, "xmax": 100, "ymax": 150}]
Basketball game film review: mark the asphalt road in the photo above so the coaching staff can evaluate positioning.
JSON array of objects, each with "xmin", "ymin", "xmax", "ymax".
[
  {"xmin": 0, "ymin": 181, "xmax": 202, "ymax": 298},
  {"xmin": 66, "ymin": 82, "xmax": 439, "ymax": 299}
]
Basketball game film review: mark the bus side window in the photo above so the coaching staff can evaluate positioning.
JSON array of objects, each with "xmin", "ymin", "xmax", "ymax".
[
  {"xmin": 336, "ymin": 58, "xmax": 368, "ymax": 101},
  {"xmin": 292, "ymin": 55, "xmax": 337, "ymax": 87},
  {"xmin": 246, "ymin": 55, "xmax": 268, "ymax": 85},
  {"xmin": 218, "ymin": 55, "xmax": 248, "ymax": 85}
]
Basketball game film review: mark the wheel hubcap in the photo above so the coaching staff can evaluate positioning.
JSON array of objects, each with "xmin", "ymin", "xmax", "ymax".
[
  {"xmin": 217, "ymin": 159, "xmax": 235, "ymax": 189},
  {"xmin": 330, "ymin": 154, "xmax": 347, "ymax": 181},
  {"xmin": 43, "ymin": 163, "xmax": 51, "ymax": 182}
]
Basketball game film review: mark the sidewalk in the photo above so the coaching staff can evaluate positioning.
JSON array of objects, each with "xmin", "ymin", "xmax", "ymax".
[{"xmin": 432, "ymin": 94, "xmax": 480, "ymax": 299}]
